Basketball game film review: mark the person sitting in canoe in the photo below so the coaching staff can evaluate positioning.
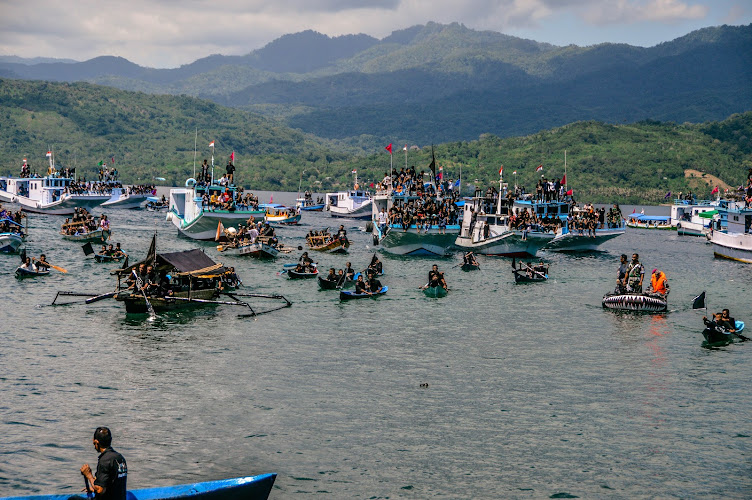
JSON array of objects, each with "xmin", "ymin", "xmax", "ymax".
[
  {"xmin": 646, "ymin": 269, "xmax": 669, "ymax": 296},
  {"xmin": 354, "ymin": 274, "xmax": 370, "ymax": 295},
  {"xmin": 36, "ymin": 254, "xmax": 51, "ymax": 271},
  {"xmin": 113, "ymin": 243, "xmax": 125, "ymax": 258},
  {"xmin": 367, "ymin": 271, "xmax": 384, "ymax": 294},
  {"xmin": 19, "ymin": 256, "xmax": 37, "ymax": 272},
  {"xmin": 80, "ymin": 426, "xmax": 127, "ymax": 500},
  {"xmin": 325, "ymin": 268, "xmax": 337, "ymax": 282},
  {"xmin": 721, "ymin": 309, "xmax": 736, "ymax": 327},
  {"xmin": 703, "ymin": 312, "xmax": 737, "ymax": 333},
  {"xmin": 344, "ymin": 262, "xmax": 355, "ymax": 280},
  {"xmin": 426, "ymin": 264, "xmax": 447, "ymax": 290},
  {"xmin": 463, "ymin": 252, "xmax": 479, "ymax": 267},
  {"xmin": 368, "ymin": 255, "xmax": 383, "ymax": 275},
  {"xmin": 299, "ymin": 252, "xmax": 313, "ymax": 266}
]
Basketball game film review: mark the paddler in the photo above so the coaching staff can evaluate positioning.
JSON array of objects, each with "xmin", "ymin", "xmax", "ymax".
[
  {"xmin": 647, "ymin": 268, "xmax": 669, "ymax": 296},
  {"xmin": 36, "ymin": 254, "xmax": 51, "ymax": 271},
  {"xmin": 80, "ymin": 427, "xmax": 127, "ymax": 500},
  {"xmin": 367, "ymin": 270, "xmax": 383, "ymax": 293}
]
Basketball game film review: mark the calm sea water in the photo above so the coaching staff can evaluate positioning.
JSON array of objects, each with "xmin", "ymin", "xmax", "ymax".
[{"xmin": 1, "ymin": 196, "xmax": 750, "ymax": 499}]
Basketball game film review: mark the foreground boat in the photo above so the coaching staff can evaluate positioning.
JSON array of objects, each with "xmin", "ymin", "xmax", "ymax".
[
  {"xmin": 602, "ymin": 292, "xmax": 668, "ymax": 312},
  {"xmin": 61, "ymin": 228, "xmax": 110, "ymax": 243},
  {"xmin": 340, "ymin": 285, "xmax": 388, "ymax": 300},
  {"xmin": 0, "ymin": 472, "xmax": 277, "ymax": 500},
  {"xmin": 218, "ymin": 241, "xmax": 280, "ymax": 258},
  {"xmin": 702, "ymin": 321, "xmax": 746, "ymax": 348}
]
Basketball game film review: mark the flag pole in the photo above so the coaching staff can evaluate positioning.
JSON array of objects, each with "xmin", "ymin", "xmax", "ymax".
[
  {"xmin": 564, "ymin": 150, "xmax": 568, "ymax": 194},
  {"xmin": 210, "ymin": 143, "xmax": 215, "ymax": 184},
  {"xmin": 193, "ymin": 128, "xmax": 197, "ymax": 179}
]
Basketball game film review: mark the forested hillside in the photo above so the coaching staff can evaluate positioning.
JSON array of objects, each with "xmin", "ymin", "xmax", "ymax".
[{"xmin": 1, "ymin": 79, "xmax": 750, "ymax": 203}]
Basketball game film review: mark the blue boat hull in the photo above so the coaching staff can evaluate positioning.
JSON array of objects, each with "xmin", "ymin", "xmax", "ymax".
[
  {"xmin": 0, "ymin": 473, "xmax": 276, "ymax": 500},
  {"xmin": 340, "ymin": 285, "xmax": 388, "ymax": 300}
]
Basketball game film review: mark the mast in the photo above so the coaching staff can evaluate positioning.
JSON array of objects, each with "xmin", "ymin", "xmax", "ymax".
[
  {"xmin": 564, "ymin": 150, "xmax": 568, "ymax": 194},
  {"xmin": 193, "ymin": 128, "xmax": 198, "ymax": 179}
]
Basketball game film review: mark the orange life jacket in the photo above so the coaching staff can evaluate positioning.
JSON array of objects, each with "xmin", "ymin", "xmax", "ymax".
[{"xmin": 651, "ymin": 272, "xmax": 668, "ymax": 294}]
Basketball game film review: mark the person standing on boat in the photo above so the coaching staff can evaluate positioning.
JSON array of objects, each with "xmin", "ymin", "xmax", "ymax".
[
  {"xmin": 626, "ymin": 253, "xmax": 645, "ymax": 293},
  {"xmin": 225, "ymin": 161, "xmax": 235, "ymax": 185},
  {"xmin": 377, "ymin": 208, "xmax": 388, "ymax": 236},
  {"xmin": 80, "ymin": 426, "xmax": 127, "ymax": 500},
  {"xmin": 337, "ymin": 225, "xmax": 348, "ymax": 244},
  {"xmin": 615, "ymin": 254, "xmax": 628, "ymax": 293},
  {"xmin": 647, "ymin": 269, "xmax": 669, "ymax": 296}
]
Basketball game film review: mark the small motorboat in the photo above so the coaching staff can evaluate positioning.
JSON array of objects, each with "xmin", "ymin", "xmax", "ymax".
[
  {"xmin": 602, "ymin": 292, "xmax": 668, "ymax": 312},
  {"xmin": 702, "ymin": 320, "xmax": 746, "ymax": 348},
  {"xmin": 14, "ymin": 267, "xmax": 50, "ymax": 279},
  {"xmin": 340, "ymin": 285, "xmax": 388, "ymax": 300},
  {"xmin": 0, "ymin": 472, "xmax": 276, "ymax": 500},
  {"xmin": 423, "ymin": 286, "xmax": 448, "ymax": 298}
]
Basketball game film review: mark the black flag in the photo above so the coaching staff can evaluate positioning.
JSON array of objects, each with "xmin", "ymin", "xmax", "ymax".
[
  {"xmin": 20, "ymin": 248, "xmax": 26, "ymax": 264},
  {"xmin": 82, "ymin": 242, "xmax": 94, "ymax": 256},
  {"xmin": 692, "ymin": 291, "xmax": 706, "ymax": 310}
]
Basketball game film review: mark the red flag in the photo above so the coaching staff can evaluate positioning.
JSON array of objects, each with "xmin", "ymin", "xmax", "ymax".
[
  {"xmin": 498, "ymin": 165, "xmax": 503, "ymax": 175},
  {"xmin": 385, "ymin": 143, "xmax": 392, "ymax": 155},
  {"xmin": 369, "ymin": 183, "xmax": 374, "ymax": 188},
  {"xmin": 536, "ymin": 165, "xmax": 543, "ymax": 172},
  {"xmin": 565, "ymin": 189, "xmax": 573, "ymax": 196},
  {"xmin": 561, "ymin": 174, "xmax": 566, "ymax": 185},
  {"xmin": 230, "ymin": 151, "xmax": 235, "ymax": 162},
  {"xmin": 711, "ymin": 186, "xmax": 719, "ymax": 194}
]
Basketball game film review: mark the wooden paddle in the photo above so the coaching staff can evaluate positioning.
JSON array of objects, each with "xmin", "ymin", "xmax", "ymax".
[{"xmin": 48, "ymin": 263, "xmax": 68, "ymax": 273}]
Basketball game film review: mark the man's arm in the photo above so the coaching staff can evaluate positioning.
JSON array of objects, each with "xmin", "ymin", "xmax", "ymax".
[{"xmin": 80, "ymin": 464, "xmax": 105, "ymax": 495}]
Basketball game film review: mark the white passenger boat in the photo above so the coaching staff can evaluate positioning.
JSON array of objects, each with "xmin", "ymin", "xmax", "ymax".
[
  {"xmin": 710, "ymin": 206, "xmax": 752, "ymax": 263},
  {"xmin": 101, "ymin": 185, "xmax": 150, "ymax": 209},
  {"xmin": 544, "ymin": 204, "xmax": 625, "ymax": 251},
  {"xmin": 625, "ymin": 212, "xmax": 673, "ymax": 229},
  {"xmin": 167, "ymin": 179, "xmax": 265, "ymax": 240},
  {"xmin": 671, "ymin": 199, "xmax": 719, "ymax": 236},
  {"xmin": 326, "ymin": 186, "xmax": 372, "ymax": 220}
]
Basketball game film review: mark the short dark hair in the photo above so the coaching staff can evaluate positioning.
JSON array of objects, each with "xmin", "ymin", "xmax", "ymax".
[
  {"xmin": 94, "ymin": 427, "xmax": 112, "ymax": 447},
  {"xmin": 620, "ymin": 254, "xmax": 627, "ymax": 260}
]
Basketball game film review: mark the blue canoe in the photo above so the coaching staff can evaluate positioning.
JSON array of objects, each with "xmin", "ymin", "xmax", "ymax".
[
  {"xmin": 0, "ymin": 473, "xmax": 276, "ymax": 500},
  {"xmin": 340, "ymin": 285, "xmax": 388, "ymax": 300}
]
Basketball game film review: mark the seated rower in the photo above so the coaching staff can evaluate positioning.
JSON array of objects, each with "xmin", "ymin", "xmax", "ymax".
[
  {"xmin": 647, "ymin": 269, "xmax": 669, "ymax": 296},
  {"xmin": 20, "ymin": 256, "xmax": 37, "ymax": 272},
  {"xmin": 354, "ymin": 274, "xmax": 370, "ymax": 295},
  {"xmin": 326, "ymin": 268, "xmax": 337, "ymax": 281},
  {"xmin": 344, "ymin": 262, "xmax": 355, "ymax": 280},
  {"xmin": 463, "ymin": 251, "xmax": 478, "ymax": 266},
  {"xmin": 107, "ymin": 244, "xmax": 115, "ymax": 256},
  {"xmin": 367, "ymin": 271, "xmax": 383, "ymax": 293},
  {"xmin": 113, "ymin": 243, "xmax": 125, "ymax": 258},
  {"xmin": 98, "ymin": 244, "xmax": 108, "ymax": 255},
  {"xmin": 368, "ymin": 255, "xmax": 383, "ymax": 275},
  {"xmin": 703, "ymin": 312, "xmax": 736, "ymax": 333},
  {"xmin": 36, "ymin": 254, "xmax": 51, "ymax": 271},
  {"xmin": 427, "ymin": 264, "xmax": 447, "ymax": 290},
  {"xmin": 721, "ymin": 309, "xmax": 736, "ymax": 328}
]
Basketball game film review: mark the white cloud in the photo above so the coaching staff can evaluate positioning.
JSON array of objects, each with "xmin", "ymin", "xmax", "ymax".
[{"xmin": 0, "ymin": 0, "xmax": 729, "ymax": 67}]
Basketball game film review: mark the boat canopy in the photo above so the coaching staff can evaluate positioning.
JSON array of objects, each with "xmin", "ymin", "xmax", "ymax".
[
  {"xmin": 627, "ymin": 213, "xmax": 671, "ymax": 222},
  {"xmin": 698, "ymin": 210, "xmax": 719, "ymax": 218},
  {"xmin": 158, "ymin": 249, "xmax": 225, "ymax": 276}
]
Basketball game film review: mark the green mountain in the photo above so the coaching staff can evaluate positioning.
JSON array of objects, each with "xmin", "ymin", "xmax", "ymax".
[
  {"xmin": 1, "ymin": 79, "xmax": 750, "ymax": 204},
  {"xmin": 1, "ymin": 23, "xmax": 750, "ymax": 151}
]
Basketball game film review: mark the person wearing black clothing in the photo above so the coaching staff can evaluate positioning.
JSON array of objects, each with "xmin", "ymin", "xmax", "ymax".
[
  {"xmin": 367, "ymin": 273, "xmax": 383, "ymax": 293},
  {"xmin": 81, "ymin": 427, "xmax": 127, "ymax": 500},
  {"xmin": 354, "ymin": 275, "xmax": 369, "ymax": 294},
  {"xmin": 225, "ymin": 162, "xmax": 235, "ymax": 184},
  {"xmin": 427, "ymin": 264, "xmax": 446, "ymax": 289},
  {"xmin": 344, "ymin": 262, "xmax": 355, "ymax": 280}
]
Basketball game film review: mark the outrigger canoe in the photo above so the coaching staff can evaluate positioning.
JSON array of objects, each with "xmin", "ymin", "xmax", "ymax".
[
  {"xmin": 423, "ymin": 286, "xmax": 448, "ymax": 298},
  {"xmin": 340, "ymin": 285, "xmax": 388, "ymax": 300},
  {"xmin": 0, "ymin": 472, "xmax": 276, "ymax": 500},
  {"xmin": 702, "ymin": 320, "xmax": 746, "ymax": 348},
  {"xmin": 15, "ymin": 267, "xmax": 50, "ymax": 279},
  {"xmin": 602, "ymin": 292, "xmax": 668, "ymax": 312}
]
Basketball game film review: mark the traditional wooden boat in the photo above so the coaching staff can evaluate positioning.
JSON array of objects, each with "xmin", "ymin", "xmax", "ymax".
[
  {"xmin": 512, "ymin": 267, "xmax": 548, "ymax": 283},
  {"xmin": 15, "ymin": 266, "xmax": 50, "ymax": 279},
  {"xmin": 0, "ymin": 472, "xmax": 277, "ymax": 500},
  {"xmin": 625, "ymin": 213, "xmax": 674, "ymax": 230},
  {"xmin": 460, "ymin": 263, "xmax": 479, "ymax": 271},
  {"xmin": 94, "ymin": 253, "xmax": 126, "ymax": 263},
  {"xmin": 702, "ymin": 321, "xmax": 746, "ymax": 348},
  {"xmin": 340, "ymin": 285, "xmax": 388, "ymax": 300},
  {"xmin": 602, "ymin": 292, "xmax": 668, "ymax": 312},
  {"xmin": 61, "ymin": 228, "xmax": 110, "ymax": 243},
  {"xmin": 423, "ymin": 286, "xmax": 448, "ymax": 298},
  {"xmin": 307, "ymin": 236, "xmax": 350, "ymax": 253},
  {"xmin": 263, "ymin": 205, "xmax": 301, "ymax": 225},
  {"xmin": 218, "ymin": 241, "xmax": 280, "ymax": 259},
  {"xmin": 318, "ymin": 275, "xmax": 348, "ymax": 289},
  {"xmin": 287, "ymin": 267, "xmax": 318, "ymax": 279}
]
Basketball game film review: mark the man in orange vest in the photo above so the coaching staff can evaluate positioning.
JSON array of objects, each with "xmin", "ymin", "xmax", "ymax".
[{"xmin": 648, "ymin": 268, "xmax": 670, "ymax": 296}]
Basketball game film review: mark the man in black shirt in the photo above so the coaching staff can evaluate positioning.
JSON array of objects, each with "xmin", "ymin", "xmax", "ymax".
[
  {"xmin": 225, "ymin": 161, "xmax": 235, "ymax": 185},
  {"xmin": 81, "ymin": 426, "xmax": 127, "ymax": 500}
]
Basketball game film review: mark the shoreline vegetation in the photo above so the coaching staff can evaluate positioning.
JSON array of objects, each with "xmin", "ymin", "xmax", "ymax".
[{"xmin": 1, "ymin": 78, "xmax": 750, "ymax": 204}]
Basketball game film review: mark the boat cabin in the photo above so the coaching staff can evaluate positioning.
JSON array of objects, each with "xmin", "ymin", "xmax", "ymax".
[{"xmin": 0, "ymin": 175, "xmax": 74, "ymax": 204}]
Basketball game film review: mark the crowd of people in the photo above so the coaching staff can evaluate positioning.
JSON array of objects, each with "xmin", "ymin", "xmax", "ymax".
[
  {"xmin": 220, "ymin": 220, "xmax": 281, "ymax": 250},
  {"xmin": 97, "ymin": 243, "xmax": 126, "ymax": 259},
  {"xmin": 0, "ymin": 205, "xmax": 26, "ymax": 235},
  {"xmin": 614, "ymin": 253, "xmax": 669, "ymax": 296},
  {"xmin": 61, "ymin": 208, "xmax": 110, "ymax": 235},
  {"xmin": 306, "ymin": 225, "xmax": 349, "ymax": 247},
  {"xmin": 384, "ymin": 195, "xmax": 460, "ymax": 233}
]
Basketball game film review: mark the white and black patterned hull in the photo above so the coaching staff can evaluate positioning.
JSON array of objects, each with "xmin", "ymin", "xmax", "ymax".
[{"xmin": 602, "ymin": 293, "xmax": 668, "ymax": 313}]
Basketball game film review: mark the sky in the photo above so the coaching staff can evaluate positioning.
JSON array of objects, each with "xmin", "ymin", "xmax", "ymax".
[{"xmin": 0, "ymin": 0, "xmax": 749, "ymax": 68}]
